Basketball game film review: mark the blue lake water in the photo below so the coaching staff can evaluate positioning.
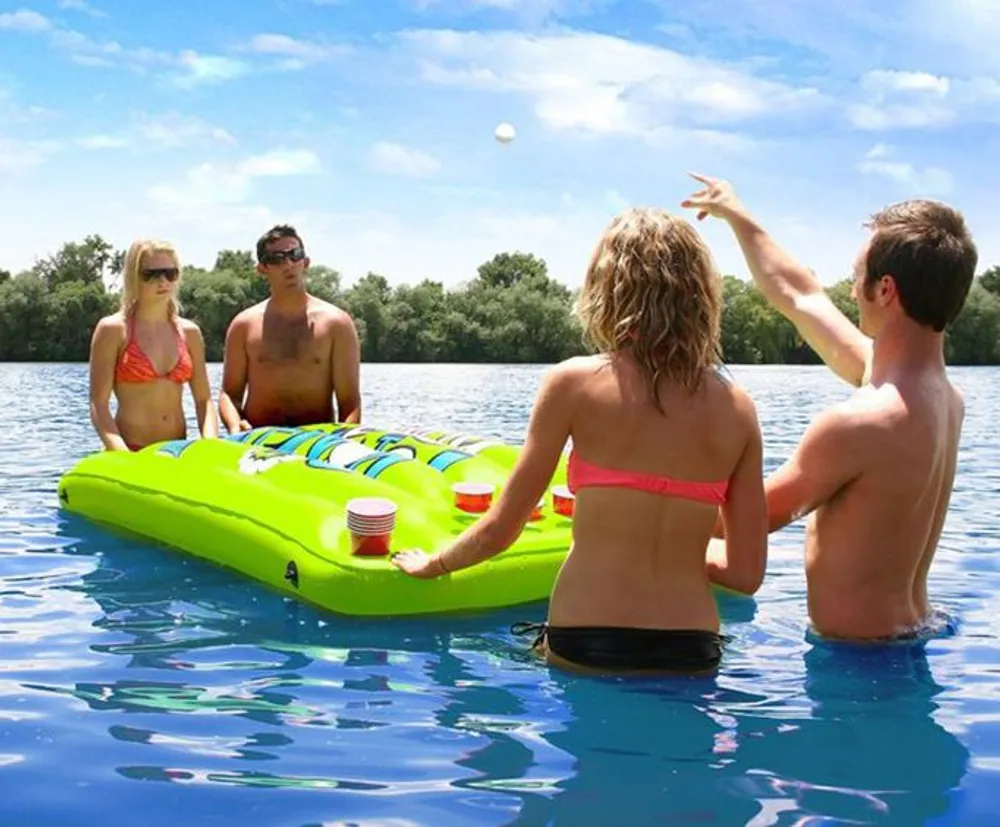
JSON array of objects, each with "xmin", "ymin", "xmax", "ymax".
[{"xmin": 1, "ymin": 361, "xmax": 998, "ymax": 826}]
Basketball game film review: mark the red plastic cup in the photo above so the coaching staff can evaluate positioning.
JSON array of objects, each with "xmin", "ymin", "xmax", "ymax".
[
  {"xmin": 351, "ymin": 533, "xmax": 392, "ymax": 556},
  {"xmin": 346, "ymin": 497, "xmax": 397, "ymax": 556},
  {"xmin": 529, "ymin": 497, "xmax": 545, "ymax": 521},
  {"xmin": 452, "ymin": 482, "xmax": 495, "ymax": 513},
  {"xmin": 552, "ymin": 485, "xmax": 575, "ymax": 517}
]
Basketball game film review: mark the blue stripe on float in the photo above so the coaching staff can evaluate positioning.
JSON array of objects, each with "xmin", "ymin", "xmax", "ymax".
[
  {"xmin": 359, "ymin": 454, "xmax": 406, "ymax": 478},
  {"xmin": 428, "ymin": 449, "xmax": 470, "ymax": 472}
]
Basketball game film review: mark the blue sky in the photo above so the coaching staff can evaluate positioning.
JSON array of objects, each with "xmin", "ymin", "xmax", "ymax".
[{"xmin": 1, "ymin": 0, "xmax": 996, "ymax": 289}]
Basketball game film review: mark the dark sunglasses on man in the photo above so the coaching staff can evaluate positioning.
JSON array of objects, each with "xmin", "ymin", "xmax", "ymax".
[
  {"xmin": 142, "ymin": 267, "xmax": 180, "ymax": 283},
  {"xmin": 260, "ymin": 246, "xmax": 306, "ymax": 266}
]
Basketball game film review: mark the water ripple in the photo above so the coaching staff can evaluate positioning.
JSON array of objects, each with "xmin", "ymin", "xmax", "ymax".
[{"xmin": 0, "ymin": 363, "xmax": 998, "ymax": 826}]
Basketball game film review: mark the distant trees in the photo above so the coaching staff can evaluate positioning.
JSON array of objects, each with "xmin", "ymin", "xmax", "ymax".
[{"xmin": 1, "ymin": 238, "xmax": 998, "ymax": 365}]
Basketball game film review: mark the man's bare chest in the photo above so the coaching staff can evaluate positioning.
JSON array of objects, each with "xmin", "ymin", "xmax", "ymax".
[{"xmin": 247, "ymin": 317, "xmax": 332, "ymax": 367}]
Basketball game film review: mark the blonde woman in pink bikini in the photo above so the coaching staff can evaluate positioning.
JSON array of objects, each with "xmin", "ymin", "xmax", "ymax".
[
  {"xmin": 88, "ymin": 239, "xmax": 218, "ymax": 452},
  {"xmin": 393, "ymin": 208, "xmax": 768, "ymax": 675}
]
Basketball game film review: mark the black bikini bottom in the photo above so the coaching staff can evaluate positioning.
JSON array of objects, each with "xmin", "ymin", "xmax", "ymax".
[{"xmin": 511, "ymin": 622, "xmax": 726, "ymax": 674}]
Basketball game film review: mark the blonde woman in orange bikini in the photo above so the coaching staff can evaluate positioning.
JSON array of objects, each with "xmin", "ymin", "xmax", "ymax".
[
  {"xmin": 393, "ymin": 208, "xmax": 768, "ymax": 675},
  {"xmin": 88, "ymin": 239, "xmax": 218, "ymax": 452}
]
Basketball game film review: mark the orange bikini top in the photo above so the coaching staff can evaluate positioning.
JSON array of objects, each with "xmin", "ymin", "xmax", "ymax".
[
  {"xmin": 567, "ymin": 450, "xmax": 729, "ymax": 506},
  {"xmin": 115, "ymin": 316, "xmax": 193, "ymax": 385}
]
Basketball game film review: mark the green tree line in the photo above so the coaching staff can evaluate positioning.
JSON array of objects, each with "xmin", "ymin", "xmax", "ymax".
[{"xmin": 2, "ymin": 235, "xmax": 999, "ymax": 365}]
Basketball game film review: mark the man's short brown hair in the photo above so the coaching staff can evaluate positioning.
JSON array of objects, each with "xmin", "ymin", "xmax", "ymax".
[
  {"xmin": 256, "ymin": 224, "xmax": 304, "ymax": 262},
  {"xmin": 864, "ymin": 200, "xmax": 978, "ymax": 332}
]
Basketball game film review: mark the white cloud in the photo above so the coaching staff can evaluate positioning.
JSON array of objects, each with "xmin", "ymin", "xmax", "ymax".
[
  {"xmin": 76, "ymin": 112, "xmax": 236, "ymax": 151},
  {"xmin": 76, "ymin": 134, "xmax": 130, "ymax": 150},
  {"xmin": 908, "ymin": 0, "xmax": 1000, "ymax": 74},
  {"xmin": 171, "ymin": 51, "xmax": 249, "ymax": 88},
  {"xmin": 148, "ymin": 149, "xmax": 320, "ymax": 210},
  {"xmin": 647, "ymin": 1, "xmax": 1000, "ymax": 83},
  {"xmin": 149, "ymin": 164, "xmax": 251, "ymax": 209},
  {"xmin": 848, "ymin": 68, "xmax": 1000, "ymax": 130},
  {"xmin": 368, "ymin": 142, "xmax": 442, "ymax": 178},
  {"xmin": 131, "ymin": 112, "xmax": 236, "ymax": 147},
  {"xmin": 858, "ymin": 144, "xmax": 953, "ymax": 194},
  {"xmin": 0, "ymin": 9, "xmax": 51, "ymax": 31},
  {"xmin": 0, "ymin": 127, "xmax": 65, "ymax": 175},
  {"xmin": 57, "ymin": 0, "xmax": 107, "ymax": 18},
  {"xmin": 848, "ymin": 69, "xmax": 953, "ymax": 130},
  {"xmin": 0, "ymin": 137, "xmax": 59, "ymax": 174},
  {"xmin": 245, "ymin": 33, "xmax": 347, "ymax": 69},
  {"xmin": 863, "ymin": 70, "xmax": 950, "ymax": 96},
  {"xmin": 0, "ymin": 85, "xmax": 56, "ymax": 124},
  {"xmin": 0, "ymin": 11, "xmax": 247, "ymax": 85},
  {"xmin": 400, "ymin": 29, "xmax": 823, "ymax": 141},
  {"xmin": 46, "ymin": 27, "xmax": 172, "ymax": 70},
  {"xmin": 603, "ymin": 189, "xmax": 629, "ymax": 212},
  {"xmin": 239, "ymin": 148, "xmax": 320, "ymax": 177},
  {"xmin": 3, "ymin": 103, "xmax": 57, "ymax": 123},
  {"xmin": 412, "ymin": 0, "xmax": 608, "ymax": 24}
]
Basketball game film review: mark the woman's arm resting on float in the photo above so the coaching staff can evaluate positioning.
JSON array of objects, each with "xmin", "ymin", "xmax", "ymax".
[
  {"xmin": 185, "ymin": 322, "xmax": 219, "ymax": 440},
  {"xmin": 392, "ymin": 362, "xmax": 578, "ymax": 578}
]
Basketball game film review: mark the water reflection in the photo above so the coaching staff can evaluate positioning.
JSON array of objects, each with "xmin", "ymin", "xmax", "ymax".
[
  {"xmin": 521, "ymin": 637, "xmax": 969, "ymax": 826},
  {"xmin": 39, "ymin": 516, "xmax": 969, "ymax": 826},
  {"xmin": 0, "ymin": 364, "xmax": 996, "ymax": 826}
]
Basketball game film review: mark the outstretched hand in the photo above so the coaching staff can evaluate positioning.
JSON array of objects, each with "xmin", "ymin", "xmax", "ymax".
[
  {"xmin": 391, "ymin": 549, "xmax": 449, "ymax": 579},
  {"xmin": 680, "ymin": 172, "xmax": 745, "ymax": 222}
]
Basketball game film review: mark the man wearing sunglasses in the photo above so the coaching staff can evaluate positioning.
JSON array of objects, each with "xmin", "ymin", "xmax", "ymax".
[{"xmin": 218, "ymin": 224, "xmax": 361, "ymax": 432}]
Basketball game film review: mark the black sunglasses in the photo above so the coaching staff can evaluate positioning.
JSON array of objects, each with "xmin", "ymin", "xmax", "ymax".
[
  {"xmin": 260, "ymin": 246, "xmax": 306, "ymax": 265},
  {"xmin": 142, "ymin": 267, "xmax": 180, "ymax": 282}
]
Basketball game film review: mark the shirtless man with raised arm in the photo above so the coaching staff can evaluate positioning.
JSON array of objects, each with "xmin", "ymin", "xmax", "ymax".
[
  {"xmin": 682, "ymin": 173, "xmax": 977, "ymax": 641},
  {"xmin": 218, "ymin": 224, "xmax": 362, "ymax": 431}
]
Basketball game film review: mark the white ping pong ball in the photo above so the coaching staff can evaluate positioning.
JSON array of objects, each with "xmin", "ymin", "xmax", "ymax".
[{"xmin": 494, "ymin": 122, "xmax": 516, "ymax": 144}]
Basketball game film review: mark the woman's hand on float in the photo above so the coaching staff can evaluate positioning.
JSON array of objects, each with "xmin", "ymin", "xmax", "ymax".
[{"xmin": 391, "ymin": 549, "xmax": 449, "ymax": 579}]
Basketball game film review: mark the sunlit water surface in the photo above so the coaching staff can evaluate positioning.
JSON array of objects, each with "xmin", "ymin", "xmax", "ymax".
[{"xmin": 0, "ymin": 362, "xmax": 998, "ymax": 826}]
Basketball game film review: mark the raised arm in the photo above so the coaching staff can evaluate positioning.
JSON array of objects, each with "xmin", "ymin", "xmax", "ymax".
[
  {"xmin": 218, "ymin": 314, "xmax": 251, "ymax": 433},
  {"xmin": 706, "ymin": 392, "xmax": 768, "ymax": 595},
  {"xmin": 331, "ymin": 311, "xmax": 361, "ymax": 424},
  {"xmin": 88, "ymin": 317, "xmax": 130, "ymax": 452},
  {"xmin": 682, "ymin": 173, "xmax": 873, "ymax": 387},
  {"xmin": 183, "ymin": 322, "xmax": 219, "ymax": 440}
]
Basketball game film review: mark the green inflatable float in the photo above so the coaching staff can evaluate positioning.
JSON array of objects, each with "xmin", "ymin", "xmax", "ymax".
[{"xmin": 57, "ymin": 424, "xmax": 573, "ymax": 616}]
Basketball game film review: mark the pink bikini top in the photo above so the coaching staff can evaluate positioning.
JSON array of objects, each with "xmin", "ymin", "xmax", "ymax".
[{"xmin": 567, "ymin": 449, "xmax": 729, "ymax": 506}]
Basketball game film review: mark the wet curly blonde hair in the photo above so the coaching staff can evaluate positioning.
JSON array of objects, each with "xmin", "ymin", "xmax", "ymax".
[{"xmin": 575, "ymin": 207, "xmax": 723, "ymax": 411}]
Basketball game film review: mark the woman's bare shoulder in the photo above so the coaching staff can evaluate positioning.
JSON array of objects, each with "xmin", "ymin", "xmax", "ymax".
[
  {"xmin": 94, "ymin": 312, "xmax": 127, "ymax": 335},
  {"xmin": 702, "ymin": 368, "xmax": 760, "ymax": 428},
  {"xmin": 176, "ymin": 316, "xmax": 205, "ymax": 336},
  {"xmin": 555, "ymin": 354, "xmax": 608, "ymax": 379}
]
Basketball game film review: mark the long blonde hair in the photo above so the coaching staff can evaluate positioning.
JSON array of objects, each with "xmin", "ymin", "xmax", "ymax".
[
  {"xmin": 119, "ymin": 239, "xmax": 181, "ymax": 322},
  {"xmin": 575, "ymin": 208, "xmax": 723, "ymax": 411}
]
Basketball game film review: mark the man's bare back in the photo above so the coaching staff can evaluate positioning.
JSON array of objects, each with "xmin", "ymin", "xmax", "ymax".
[
  {"xmin": 218, "ymin": 225, "xmax": 361, "ymax": 431},
  {"xmin": 685, "ymin": 173, "xmax": 977, "ymax": 641},
  {"xmin": 791, "ymin": 367, "xmax": 964, "ymax": 638}
]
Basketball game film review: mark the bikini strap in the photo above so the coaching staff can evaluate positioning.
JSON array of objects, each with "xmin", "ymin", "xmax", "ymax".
[{"xmin": 511, "ymin": 621, "xmax": 548, "ymax": 649}]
